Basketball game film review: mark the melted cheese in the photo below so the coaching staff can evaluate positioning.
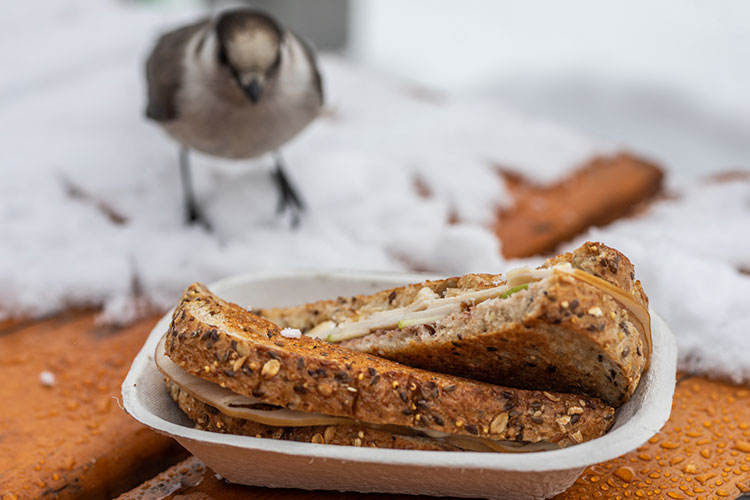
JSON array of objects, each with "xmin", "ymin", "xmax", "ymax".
[{"xmin": 556, "ymin": 267, "xmax": 652, "ymax": 368}]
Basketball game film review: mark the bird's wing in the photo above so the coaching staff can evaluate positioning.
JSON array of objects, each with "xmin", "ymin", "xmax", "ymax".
[
  {"xmin": 292, "ymin": 31, "xmax": 324, "ymax": 106},
  {"xmin": 145, "ymin": 19, "xmax": 210, "ymax": 122}
]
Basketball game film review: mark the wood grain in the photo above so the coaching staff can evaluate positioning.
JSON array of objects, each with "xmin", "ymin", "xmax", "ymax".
[
  {"xmin": 117, "ymin": 374, "xmax": 750, "ymax": 500},
  {"xmin": 0, "ymin": 311, "xmax": 188, "ymax": 500},
  {"xmin": 496, "ymin": 153, "xmax": 663, "ymax": 258}
]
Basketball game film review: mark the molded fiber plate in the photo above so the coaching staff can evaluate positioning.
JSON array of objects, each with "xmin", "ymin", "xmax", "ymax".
[{"xmin": 123, "ymin": 271, "xmax": 677, "ymax": 500}]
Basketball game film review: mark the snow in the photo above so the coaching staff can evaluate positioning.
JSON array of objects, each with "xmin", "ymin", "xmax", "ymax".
[
  {"xmin": 39, "ymin": 371, "xmax": 56, "ymax": 388},
  {"xmin": 2, "ymin": 0, "xmax": 749, "ymax": 384},
  {"xmin": 569, "ymin": 178, "xmax": 750, "ymax": 383},
  {"xmin": 280, "ymin": 328, "xmax": 303, "ymax": 339}
]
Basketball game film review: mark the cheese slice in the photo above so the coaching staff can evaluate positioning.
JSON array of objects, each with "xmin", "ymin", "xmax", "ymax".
[{"xmin": 556, "ymin": 267, "xmax": 652, "ymax": 367}]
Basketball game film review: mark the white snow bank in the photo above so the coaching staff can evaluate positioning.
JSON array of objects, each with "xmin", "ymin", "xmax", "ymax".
[
  {"xmin": 569, "ymin": 178, "xmax": 750, "ymax": 383},
  {"xmin": 1, "ymin": 0, "xmax": 749, "ymax": 384},
  {"xmin": 0, "ymin": 1, "xmax": 605, "ymax": 320}
]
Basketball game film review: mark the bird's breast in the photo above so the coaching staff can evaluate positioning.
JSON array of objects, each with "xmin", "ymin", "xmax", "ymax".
[{"xmin": 163, "ymin": 79, "xmax": 320, "ymax": 159}]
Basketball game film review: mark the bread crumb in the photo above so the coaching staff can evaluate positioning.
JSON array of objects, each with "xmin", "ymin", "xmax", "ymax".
[
  {"xmin": 588, "ymin": 306, "xmax": 603, "ymax": 317},
  {"xmin": 280, "ymin": 328, "xmax": 302, "ymax": 339}
]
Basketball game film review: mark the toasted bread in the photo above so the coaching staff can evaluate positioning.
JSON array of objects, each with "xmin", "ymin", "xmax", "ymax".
[
  {"xmin": 165, "ymin": 283, "xmax": 614, "ymax": 448},
  {"xmin": 257, "ymin": 242, "xmax": 649, "ymax": 407},
  {"xmin": 165, "ymin": 379, "xmax": 463, "ymax": 450}
]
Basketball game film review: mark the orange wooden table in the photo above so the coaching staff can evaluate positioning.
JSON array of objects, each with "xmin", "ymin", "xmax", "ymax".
[
  {"xmin": 115, "ymin": 374, "xmax": 750, "ymax": 500},
  {"xmin": 0, "ymin": 312, "xmax": 187, "ymax": 499}
]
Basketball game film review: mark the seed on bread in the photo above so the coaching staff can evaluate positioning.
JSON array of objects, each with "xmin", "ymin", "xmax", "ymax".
[
  {"xmin": 317, "ymin": 382, "xmax": 333, "ymax": 396},
  {"xmin": 571, "ymin": 430, "xmax": 583, "ymax": 443},
  {"xmin": 232, "ymin": 356, "xmax": 247, "ymax": 372},
  {"xmin": 261, "ymin": 359, "xmax": 280, "ymax": 378},
  {"xmin": 543, "ymin": 391, "xmax": 560, "ymax": 402},
  {"xmin": 324, "ymin": 426, "xmax": 336, "ymax": 443}
]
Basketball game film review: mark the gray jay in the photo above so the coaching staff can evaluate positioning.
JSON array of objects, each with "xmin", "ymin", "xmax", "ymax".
[{"xmin": 145, "ymin": 9, "xmax": 323, "ymax": 227}]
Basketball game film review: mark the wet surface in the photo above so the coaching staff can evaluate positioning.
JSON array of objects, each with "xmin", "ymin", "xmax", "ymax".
[
  {"xmin": 0, "ymin": 311, "xmax": 187, "ymax": 499},
  {"xmin": 118, "ymin": 374, "xmax": 750, "ymax": 500},
  {"xmin": 555, "ymin": 375, "xmax": 750, "ymax": 500}
]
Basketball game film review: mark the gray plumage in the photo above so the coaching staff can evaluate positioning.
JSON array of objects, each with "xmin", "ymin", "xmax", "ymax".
[
  {"xmin": 144, "ymin": 9, "xmax": 323, "ymax": 226},
  {"xmin": 146, "ymin": 19, "xmax": 209, "ymax": 122}
]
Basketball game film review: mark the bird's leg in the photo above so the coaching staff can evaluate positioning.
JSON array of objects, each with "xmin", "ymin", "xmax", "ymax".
[
  {"xmin": 272, "ymin": 151, "xmax": 305, "ymax": 227},
  {"xmin": 179, "ymin": 146, "xmax": 211, "ymax": 230}
]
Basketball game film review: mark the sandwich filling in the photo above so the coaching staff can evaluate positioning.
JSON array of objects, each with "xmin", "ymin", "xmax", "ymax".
[
  {"xmin": 156, "ymin": 335, "xmax": 557, "ymax": 452},
  {"xmin": 304, "ymin": 264, "xmax": 651, "ymax": 362}
]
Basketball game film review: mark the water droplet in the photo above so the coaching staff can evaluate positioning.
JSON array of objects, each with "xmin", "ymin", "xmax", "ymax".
[{"xmin": 614, "ymin": 467, "xmax": 635, "ymax": 482}]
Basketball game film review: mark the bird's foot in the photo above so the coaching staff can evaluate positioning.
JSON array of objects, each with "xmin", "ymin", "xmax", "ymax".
[
  {"xmin": 185, "ymin": 203, "xmax": 212, "ymax": 232},
  {"xmin": 273, "ymin": 167, "xmax": 305, "ymax": 229}
]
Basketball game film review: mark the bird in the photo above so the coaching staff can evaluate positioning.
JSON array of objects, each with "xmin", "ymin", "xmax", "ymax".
[{"xmin": 145, "ymin": 8, "xmax": 323, "ymax": 228}]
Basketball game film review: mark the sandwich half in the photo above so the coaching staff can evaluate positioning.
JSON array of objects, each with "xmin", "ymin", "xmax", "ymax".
[
  {"xmin": 257, "ymin": 242, "xmax": 650, "ymax": 407},
  {"xmin": 161, "ymin": 283, "xmax": 615, "ymax": 451}
]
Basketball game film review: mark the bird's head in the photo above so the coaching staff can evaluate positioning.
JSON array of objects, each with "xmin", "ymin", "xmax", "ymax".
[{"xmin": 216, "ymin": 9, "xmax": 283, "ymax": 104}]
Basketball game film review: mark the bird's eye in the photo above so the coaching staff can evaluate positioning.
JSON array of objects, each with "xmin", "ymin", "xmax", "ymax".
[{"xmin": 271, "ymin": 51, "xmax": 281, "ymax": 71}]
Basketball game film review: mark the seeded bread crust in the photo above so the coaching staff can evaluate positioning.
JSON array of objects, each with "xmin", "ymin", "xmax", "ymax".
[
  {"xmin": 166, "ymin": 284, "xmax": 614, "ymax": 447},
  {"xmin": 544, "ymin": 242, "xmax": 648, "ymax": 309},
  {"xmin": 165, "ymin": 379, "xmax": 461, "ymax": 450},
  {"xmin": 345, "ymin": 274, "xmax": 646, "ymax": 407},
  {"xmin": 256, "ymin": 242, "xmax": 648, "ymax": 407}
]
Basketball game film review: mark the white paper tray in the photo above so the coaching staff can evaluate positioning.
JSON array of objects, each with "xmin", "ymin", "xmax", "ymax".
[{"xmin": 122, "ymin": 271, "xmax": 677, "ymax": 500}]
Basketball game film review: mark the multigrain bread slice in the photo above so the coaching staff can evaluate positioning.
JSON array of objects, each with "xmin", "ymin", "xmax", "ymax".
[
  {"xmin": 256, "ymin": 242, "xmax": 649, "ymax": 407},
  {"xmin": 165, "ymin": 283, "xmax": 614, "ymax": 448},
  {"xmin": 165, "ymin": 379, "xmax": 462, "ymax": 450}
]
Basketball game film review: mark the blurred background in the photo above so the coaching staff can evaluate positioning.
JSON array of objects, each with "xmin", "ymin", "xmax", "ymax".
[
  {"xmin": 6, "ymin": 0, "xmax": 749, "ymax": 175},
  {"xmin": 257, "ymin": 0, "xmax": 750, "ymax": 174},
  {"xmin": 1, "ymin": 0, "xmax": 748, "ymax": 328}
]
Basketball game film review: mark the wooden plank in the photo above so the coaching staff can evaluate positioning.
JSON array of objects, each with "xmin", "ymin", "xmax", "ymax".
[
  {"xmin": 554, "ymin": 374, "xmax": 750, "ymax": 499},
  {"xmin": 0, "ymin": 311, "xmax": 188, "ymax": 499},
  {"xmin": 118, "ymin": 374, "xmax": 750, "ymax": 500},
  {"xmin": 496, "ymin": 153, "xmax": 663, "ymax": 258}
]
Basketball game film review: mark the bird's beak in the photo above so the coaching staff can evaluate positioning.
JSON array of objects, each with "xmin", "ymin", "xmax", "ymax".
[{"xmin": 240, "ymin": 79, "xmax": 263, "ymax": 104}]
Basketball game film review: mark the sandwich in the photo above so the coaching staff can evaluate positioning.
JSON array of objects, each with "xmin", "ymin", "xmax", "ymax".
[
  {"xmin": 256, "ymin": 242, "xmax": 650, "ymax": 407},
  {"xmin": 159, "ymin": 283, "xmax": 616, "ymax": 452}
]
